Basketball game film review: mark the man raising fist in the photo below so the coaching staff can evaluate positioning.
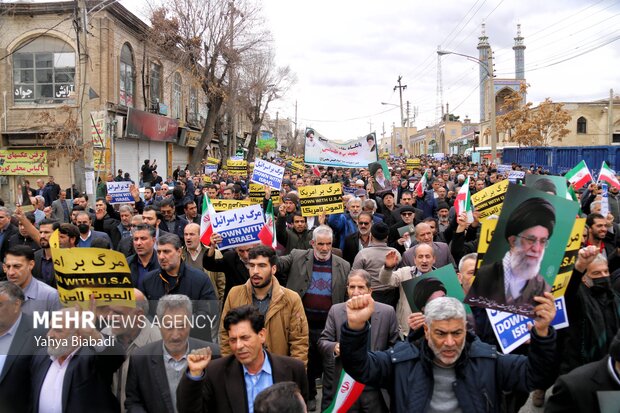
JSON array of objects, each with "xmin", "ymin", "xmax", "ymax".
[{"xmin": 340, "ymin": 293, "xmax": 559, "ymax": 413}]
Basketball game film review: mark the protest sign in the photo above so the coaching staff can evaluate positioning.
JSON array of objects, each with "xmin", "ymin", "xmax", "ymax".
[
  {"xmin": 470, "ymin": 179, "xmax": 509, "ymax": 220},
  {"xmin": 251, "ymin": 159, "xmax": 285, "ymax": 190},
  {"xmin": 507, "ymin": 170, "xmax": 525, "ymax": 184},
  {"xmin": 248, "ymin": 183, "xmax": 280, "ymax": 205},
  {"xmin": 211, "ymin": 199, "xmax": 253, "ymax": 212},
  {"xmin": 204, "ymin": 164, "xmax": 218, "ymax": 175},
  {"xmin": 486, "ymin": 297, "xmax": 569, "ymax": 354},
  {"xmin": 206, "ymin": 157, "xmax": 220, "ymax": 165},
  {"xmin": 226, "ymin": 159, "xmax": 247, "ymax": 175},
  {"xmin": 475, "ymin": 218, "xmax": 497, "ymax": 271},
  {"xmin": 471, "ymin": 152, "xmax": 481, "ymax": 164},
  {"xmin": 290, "ymin": 161, "xmax": 305, "ymax": 174},
  {"xmin": 52, "ymin": 247, "xmax": 134, "ymax": 308},
  {"xmin": 406, "ymin": 158, "xmax": 421, "ymax": 169},
  {"xmin": 525, "ymin": 174, "xmax": 569, "ymax": 199},
  {"xmin": 601, "ymin": 183, "xmax": 610, "ymax": 216},
  {"xmin": 106, "ymin": 181, "xmax": 134, "ymax": 204},
  {"xmin": 551, "ymin": 218, "xmax": 586, "ymax": 298},
  {"xmin": 304, "ymin": 128, "xmax": 378, "ymax": 168},
  {"xmin": 211, "ymin": 204, "xmax": 264, "ymax": 250},
  {"xmin": 465, "ymin": 184, "xmax": 578, "ymax": 316},
  {"xmin": 299, "ymin": 183, "xmax": 344, "ymax": 216},
  {"xmin": 0, "ymin": 149, "xmax": 48, "ymax": 175},
  {"xmin": 497, "ymin": 164, "xmax": 513, "ymax": 175},
  {"xmin": 342, "ymin": 186, "xmax": 357, "ymax": 195},
  {"xmin": 401, "ymin": 265, "xmax": 470, "ymax": 314}
]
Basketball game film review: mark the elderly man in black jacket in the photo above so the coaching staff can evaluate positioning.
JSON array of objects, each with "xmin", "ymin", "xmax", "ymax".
[
  {"xmin": 141, "ymin": 233, "xmax": 217, "ymax": 341},
  {"xmin": 340, "ymin": 294, "xmax": 558, "ymax": 413}
]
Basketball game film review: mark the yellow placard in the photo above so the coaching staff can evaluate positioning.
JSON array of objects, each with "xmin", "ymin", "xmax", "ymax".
[
  {"xmin": 471, "ymin": 179, "xmax": 509, "ymax": 220},
  {"xmin": 211, "ymin": 199, "xmax": 253, "ymax": 211},
  {"xmin": 551, "ymin": 218, "xmax": 586, "ymax": 298},
  {"xmin": 206, "ymin": 157, "xmax": 220, "ymax": 165},
  {"xmin": 290, "ymin": 161, "xmax": 305, "ymax": 174},
  {"xmin": 299, "ymin": 183, "xmax": 344, "ymax": 216},
  {"xmin": 406, "ymin": 158, "xmax": 421, "ymax": 168},
  {"xmin": 248, "ymin": 183, "xmax": 280, "ymax": 205},
  {"xmin": 226, "ymin": 159, "xmax": 248, "ymax": 175},
  {"xmin": 51, "ymin": 247, "xmax": 134, "ymax": 308},
  {"xmin": 0, "ymin": 149, "xmax": 48, "ymax": 175}
]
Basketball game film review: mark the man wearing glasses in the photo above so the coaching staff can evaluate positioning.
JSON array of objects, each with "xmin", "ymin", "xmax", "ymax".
[{"xmin": 468, "ymin": 197, "xmax": 554, "ymax": 315}]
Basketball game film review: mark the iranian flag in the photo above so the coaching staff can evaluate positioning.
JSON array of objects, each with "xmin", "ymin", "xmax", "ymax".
[
  {"xmin": 200, "ymin": 195, "xmax": 217, "ymax": 246},
  {"xmin": 312, "ymin": 165, "xmax": 321, "ymax": 177},
  {"xmin": 258, "ymin": 199, "xmax": 277, "ymax": 249},
  {"xmin": 597, "ymin": 161, "xmax": 620, "ymax": 190},
  {"xmin": 324, "ymin": 370, "xmax": 365, "ymax": 413},
  {"xmin": 564, "ymin": 160, "xmax": 593, "ymax": 190},
  {"xmin": 415, "ymin": 171, "xmax": 428, "ymax": 197},
  {"xmin": 455, "ymin": 177, "xmax": 473, "ymax": 222}
]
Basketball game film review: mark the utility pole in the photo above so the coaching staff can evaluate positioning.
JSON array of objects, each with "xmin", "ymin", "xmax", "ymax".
[
  {"xmin": 394, "ymin": 76, "xmax": 407, "ymax": 127},
  {"xmin": 77, "ymin": 0, "xmax": 94, "ymax": 204}
]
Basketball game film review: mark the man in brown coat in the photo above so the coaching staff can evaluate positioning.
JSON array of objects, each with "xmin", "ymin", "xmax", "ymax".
[{"xmin": 220, "ymin": 245, "xmax": 309, "ymax": 367}]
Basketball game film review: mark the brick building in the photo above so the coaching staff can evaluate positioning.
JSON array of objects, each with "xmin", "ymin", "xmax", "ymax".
[{"xmin": 0, "ymin": 1, "xmax": 212, "ymax": 205}]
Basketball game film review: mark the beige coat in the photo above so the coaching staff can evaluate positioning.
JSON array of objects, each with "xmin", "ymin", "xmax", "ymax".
[{"xmin": 219, "ymin": 277, "xmax": 309, "ymax": 367}]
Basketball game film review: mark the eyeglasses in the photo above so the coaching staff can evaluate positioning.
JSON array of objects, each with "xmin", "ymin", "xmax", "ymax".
[
  {"xmin": 516, "ymin": 235, "xmax": 549, "ymax": 248},
  {"xmin": 358, "ymin": 222, "xmax": 371, "ymax": 226},
  {"xmin": 401, "ymin": 212, "xmax": 413, "ymax": 216}
]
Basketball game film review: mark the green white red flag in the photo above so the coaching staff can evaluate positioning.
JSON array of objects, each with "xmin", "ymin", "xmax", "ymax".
[
  {"xmin": 324, "ymin": 370, "xmax": 365, "ymax": 413},
  {"xmin": 597, "ymin": 161, "xmax": 620, "ymax": 190},
  {"xmin": 415, "ymin": 171, "xmax": 428, "ymax": 197},
  {"xmin": 200, "ymin": 195, "xmax": 217, "ymax": 246},
  {"xmin": 455, "ymin": 177, "xmax": 473, "ymax": 222},
  {"xmin": 258, "ymin": 199, "xmax": 277, "ymax": 249},
  {"xmin": 564, "ymin": 160, "xmax": 592, "ymax": 190}
]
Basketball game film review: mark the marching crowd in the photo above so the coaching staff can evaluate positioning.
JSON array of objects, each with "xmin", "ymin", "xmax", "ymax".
[{"xmin": 0, "ymin": 154, "xmax": 619, "ymax": 413}]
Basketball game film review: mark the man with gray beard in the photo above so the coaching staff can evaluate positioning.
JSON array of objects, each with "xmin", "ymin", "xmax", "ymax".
[
  {"xmin": 467, "ymin": 197, "xmax": 554, "ymax": 316},
  {"xmin": 30, "ymin": 307, "xmax": 125, "ymax": 412}
]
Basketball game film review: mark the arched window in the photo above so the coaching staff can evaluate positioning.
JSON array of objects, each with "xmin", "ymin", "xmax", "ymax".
[
  {"xmin": 119, "ymin": 43, "xmax": 135, "ymax": 107},
  {"xmin": 13, "ymin": 36, "xmax": 75, "ymax": 104},
  {"xmin": 171, "ymin": 72, "xmax": 182, "ymax": 119},
  {"xmin": 149, "ymin": 61, "xmax": 162, "ymax": 105},
  {"xmin": 577, "ymin": 116, "xmax": 587, "ymax": 134}
]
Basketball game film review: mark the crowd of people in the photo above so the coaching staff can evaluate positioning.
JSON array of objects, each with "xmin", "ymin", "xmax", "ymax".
[{"xmin": 0, "ymin": 153, "xmax": 619, "ymax": 412}]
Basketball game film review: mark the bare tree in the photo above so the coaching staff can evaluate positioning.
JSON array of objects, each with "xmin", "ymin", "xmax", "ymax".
[
  {"xmin": 149, "ymin": 0, "xmax": 267, "ymax": 171},
  {"xmin": 237, "ymin": 48, "xmax": 295, "ymax": 161}
]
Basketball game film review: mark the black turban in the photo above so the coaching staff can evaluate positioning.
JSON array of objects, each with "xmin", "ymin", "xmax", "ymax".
[
  {"xmin": 504, "ymin": 197, "xmax": 556, "ymax": 240},
  {"xmin": 413, "ymin": 277, "xmax": 447, "ymax": 311},
  {"xmin": 530, "ymin": 178, "xmax": 557, "ymax": 195}
]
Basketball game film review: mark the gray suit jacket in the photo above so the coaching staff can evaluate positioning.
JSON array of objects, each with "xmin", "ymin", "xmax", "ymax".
[
  {"xmin": 402, "ymin": 241, "xmax": 456, "ymax": 269},
  {"xmin": 317, "ymin": 302, "xmax": 400, "ymax": 409},
  {"xmin": 278, "ymin": 249, "xmax": 351, "ymax": 306},
  {"xmin": 125, "ymin": 337, "xmax": 220, "ymax": 413},
  {"xmin": 51, "ymin": 198, "xmax": 72, "ymax": 223}
]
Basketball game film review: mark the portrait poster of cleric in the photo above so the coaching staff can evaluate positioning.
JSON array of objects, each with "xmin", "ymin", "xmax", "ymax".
[{"xmin": 464, "ymin": 184, "xmax": 579, "ymax": 316}]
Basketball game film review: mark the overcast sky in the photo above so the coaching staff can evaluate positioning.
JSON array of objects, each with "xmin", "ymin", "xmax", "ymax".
[{"xmin": 123, "ymin": 0, "xmax": 619, "ymax": 141}]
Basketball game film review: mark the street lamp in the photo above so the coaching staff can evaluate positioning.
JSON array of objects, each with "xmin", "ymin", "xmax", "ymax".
[{"xmin": 437, "ymin": 49, "xmax": 497, "ymax": 161}]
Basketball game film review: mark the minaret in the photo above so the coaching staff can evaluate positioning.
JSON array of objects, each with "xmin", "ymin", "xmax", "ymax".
[
  {"xmin": 513, "ymin": 24, "xmax": 526, "ymax": 80},
  {"xmin": 477, "ymin": 23, "xmax": 491, "ymax": 121}
]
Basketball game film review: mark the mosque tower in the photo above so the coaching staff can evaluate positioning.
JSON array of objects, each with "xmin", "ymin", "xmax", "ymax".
[
  {"xmin": 477, "ymin": 23, "xmax": 491, "ymax": 121},
  {"xmin": 513, "ymin": 24, "xmax": 526, "ymax": 80}
]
